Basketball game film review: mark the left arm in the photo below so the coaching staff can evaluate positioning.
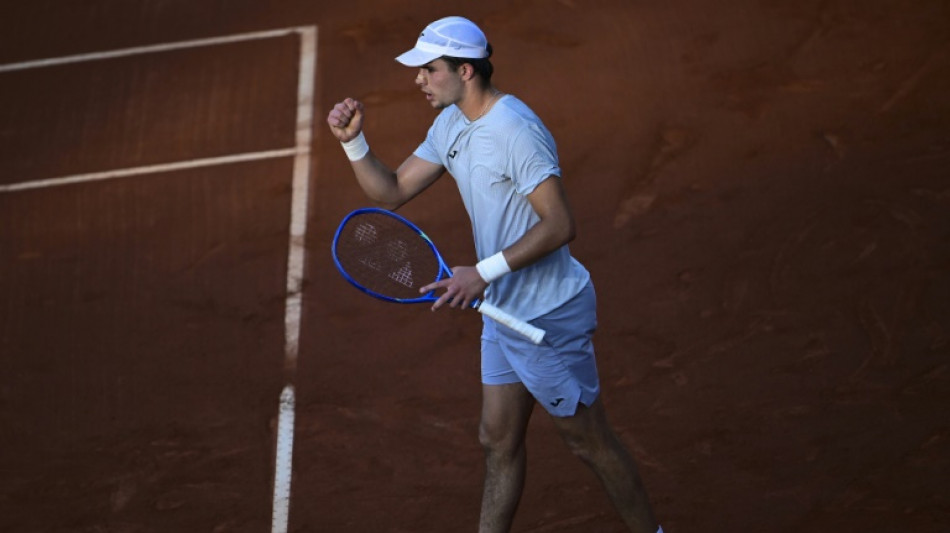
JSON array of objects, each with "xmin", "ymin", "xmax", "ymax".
[
  {"xmin": 421, "ymin": 176, "xmax": 576, "ymax": 310},
  {"xmin": 498, "ymin": 175, "xmax": 576, "ymax": 271}
]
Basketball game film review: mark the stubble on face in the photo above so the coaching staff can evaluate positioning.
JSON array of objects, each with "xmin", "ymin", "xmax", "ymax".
[{"xmin": 418, "ymin": 59, "xmax": 462, "ymax": 110}]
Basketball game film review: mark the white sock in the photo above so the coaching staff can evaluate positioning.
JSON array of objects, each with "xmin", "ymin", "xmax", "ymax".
[{"xmin": 657, "ymin": 527, "xmax": 664, "ymax": 533}]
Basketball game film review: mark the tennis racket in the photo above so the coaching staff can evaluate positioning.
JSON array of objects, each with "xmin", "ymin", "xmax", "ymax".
[{"xmin": 331, "ymin": 207, "xmax": 546, "ymax": 344}]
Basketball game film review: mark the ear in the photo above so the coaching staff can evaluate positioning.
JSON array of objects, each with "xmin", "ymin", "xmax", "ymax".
[{"xmin": 461, "ymin": 63, "xmax": 475, "ymax": 81}]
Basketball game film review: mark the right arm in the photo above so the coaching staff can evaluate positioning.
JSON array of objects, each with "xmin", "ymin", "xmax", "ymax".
[{"xmin": 327, "ymin": 97, "xmax": 443, "ymax": 210}]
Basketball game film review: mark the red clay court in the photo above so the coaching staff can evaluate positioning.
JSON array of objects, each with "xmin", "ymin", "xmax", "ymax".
[{"xmin": 1, "ymin": 1, "xmax": 948, "ymax": 532}]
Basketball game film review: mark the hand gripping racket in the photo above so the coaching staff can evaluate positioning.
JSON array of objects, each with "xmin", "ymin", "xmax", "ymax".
[{"xmin": 331, "ymin": 208, "xmax": 546, "ymax": 344}]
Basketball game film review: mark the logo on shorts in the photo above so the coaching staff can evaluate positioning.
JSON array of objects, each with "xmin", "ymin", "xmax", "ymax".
[{"xmin": 550, "ymin": 398, "xmax": 564, "ymax": 407}]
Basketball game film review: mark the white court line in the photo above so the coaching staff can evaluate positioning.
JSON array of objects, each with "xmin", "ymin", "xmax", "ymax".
[
  {"xmin": 272, "ymin": 384, "xmax": 297, "ymax": 533},
  {"xmin": 0, "ymin": 26, "xmax": 314, "ymax": 73},
  {"xmin": 0, "ymin": 148, "xmax": 301, "ymax": 193},
  {"xmin": 283, "ymin": 25, "xmax": 316, "ymax": 374},
  {"xmin": 272, "ymin": 25, "xmax": 316, "ymax": 533},
  {"xmin": 0, "ymin": 25, "xmax": 318, "ymax": 533}
]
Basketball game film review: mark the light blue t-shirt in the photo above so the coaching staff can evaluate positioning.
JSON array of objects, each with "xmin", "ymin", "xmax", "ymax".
[{"xmin": 414, "ymin": 95, "xmax": 590, "ymax": 320}]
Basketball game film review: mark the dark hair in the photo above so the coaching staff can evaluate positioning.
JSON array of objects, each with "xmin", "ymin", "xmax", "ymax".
[{"xmin": 442, "ymin": 43, "xmax": 494, "ymax": 85}]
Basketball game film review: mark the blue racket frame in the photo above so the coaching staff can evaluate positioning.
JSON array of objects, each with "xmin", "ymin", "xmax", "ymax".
[
  {"xmin": 331, "ymin": 207, "xmax": 452, "ymax": 304},
  {"xmin": 331, "ymin": 207, "xmax": 546, "ymax": 344}
]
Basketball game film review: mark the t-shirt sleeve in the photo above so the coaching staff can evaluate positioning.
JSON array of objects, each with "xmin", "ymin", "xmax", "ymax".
[
  {"xmin": 506, "ymin": 123, "xmax": 561, "ymax": 196},
  {"xmin": 413, "ymin": 112, "xmax": 447, "ymax": 165},
  {"xmin": 413, "ymin": 126, "xmax": 442, "ymax": 164}
]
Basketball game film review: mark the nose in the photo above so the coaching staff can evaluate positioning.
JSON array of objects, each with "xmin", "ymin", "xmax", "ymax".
[{"xmin": 415, "ymin": 69, "xmax": 425, "ymax": 85}]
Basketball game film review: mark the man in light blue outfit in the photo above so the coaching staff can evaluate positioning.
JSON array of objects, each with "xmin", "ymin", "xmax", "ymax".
[{"xmin": 327, "ymin": 15, "xmax": 662, "ymax": 533}]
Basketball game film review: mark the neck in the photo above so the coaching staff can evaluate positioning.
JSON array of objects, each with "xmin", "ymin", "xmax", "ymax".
[{"xmin": 462, "ymin": 86, "xmax": 501, "ymax": 121}]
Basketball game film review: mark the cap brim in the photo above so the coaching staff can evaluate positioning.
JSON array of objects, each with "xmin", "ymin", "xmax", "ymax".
[{"xmin": 395, "ymin": 47, "xmax": 441, "ymax": 67}]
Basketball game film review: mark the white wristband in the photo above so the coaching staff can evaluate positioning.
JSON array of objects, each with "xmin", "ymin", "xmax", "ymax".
[
  {"xmin": 341, "ymin": 131, "xmax": 370, "ymax": 161},
  {"xmin": 476, "ymin": 251, "xmax": 511, "ymax": 284}
]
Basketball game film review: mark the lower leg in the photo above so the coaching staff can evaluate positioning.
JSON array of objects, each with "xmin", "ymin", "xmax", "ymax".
[
  {"xmin": 553, "ymin": 400, "xmax": 657, "ymax": 533},
  {"xmin": 479, "ymin": 438, "xmax": 527, "ymax": 533},
  {"xmin": 591, "ymin": 430, "xmax": 657, "ymax": 532},
  {"xmin": 478, "ymin": 383, "xmax": 535, "ymax": 533}
]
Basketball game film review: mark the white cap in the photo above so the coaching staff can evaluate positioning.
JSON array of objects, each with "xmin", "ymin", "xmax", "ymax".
[{"xmin": 395, "ymin": 16, "xmax": 490, "ymax": 67}]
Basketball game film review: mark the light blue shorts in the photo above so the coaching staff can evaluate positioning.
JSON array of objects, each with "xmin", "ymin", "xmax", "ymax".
[{"xmin": 481, "ymin": 282, "xmax": 601, "ymax": 417}]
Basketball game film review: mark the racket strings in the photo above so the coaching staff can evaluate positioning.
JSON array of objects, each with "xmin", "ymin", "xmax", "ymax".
[{"xmin": 334, "ymin": 212, "xmax": 442, "ymax": 300}]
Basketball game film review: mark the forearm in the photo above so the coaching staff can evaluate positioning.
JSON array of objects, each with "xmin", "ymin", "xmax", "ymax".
[
  {"xmin": 498, "ymin": 215, "xmax": 575, "ymax": 271},
  {"xmin": 349, "ymin": 154, "xmax": 408, "ymax": 210},
  {"xmin": 329, "ymin": 98, "xmax": 443, "ymax": 210},
  {"xmin": 342, "ymin": 132, "xmax": 430, "ymax": 210},
  {"xmin": 478, "ymin": 176, "xmax": 576, "ymax": 281}
]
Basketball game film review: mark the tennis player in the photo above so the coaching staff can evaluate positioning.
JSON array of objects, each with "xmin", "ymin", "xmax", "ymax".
[{"xmin": 327, "ymin": 16, "xmax": 662, "ymax": 533}]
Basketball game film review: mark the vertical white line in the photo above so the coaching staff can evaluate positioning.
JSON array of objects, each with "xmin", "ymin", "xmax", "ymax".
[
  {"xmin": 271, "ymin": 384, "xmax": 296, "ymax": 532},
  {"xmin": 284, "ymin": 25, "xmax": 316, "ymax": 374},
  {"xmin": 272, "ymin": 25, "xmax": 316, "ymax": 533}
]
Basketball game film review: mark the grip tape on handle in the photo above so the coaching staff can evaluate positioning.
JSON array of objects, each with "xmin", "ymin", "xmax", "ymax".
[{"xmin": 477, "ymin": 302, "xmax": 545, "ymax": 344}]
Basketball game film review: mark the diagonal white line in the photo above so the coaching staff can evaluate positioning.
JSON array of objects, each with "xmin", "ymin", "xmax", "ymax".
[
  {"xmin": 0, "ymin": 26, "xmax": 314, "ymax": 73},
  {"xmin": 0, "ymin": 148, "xmax": 302, "ymax": 193}
]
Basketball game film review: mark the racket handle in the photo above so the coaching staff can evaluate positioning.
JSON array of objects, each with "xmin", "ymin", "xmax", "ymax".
[{"xmin": 477, "ymin": 302, "xmax": 546, "ymax": 345}]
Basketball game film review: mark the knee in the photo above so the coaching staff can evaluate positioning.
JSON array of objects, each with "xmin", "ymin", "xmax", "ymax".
[
  {"xmin": 559, "ymin": 423, "xmax": 624, "ymax": 465},
  {"xmin": 478, "ymin": 419, "xmax": 523, "ymax": 458}
]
